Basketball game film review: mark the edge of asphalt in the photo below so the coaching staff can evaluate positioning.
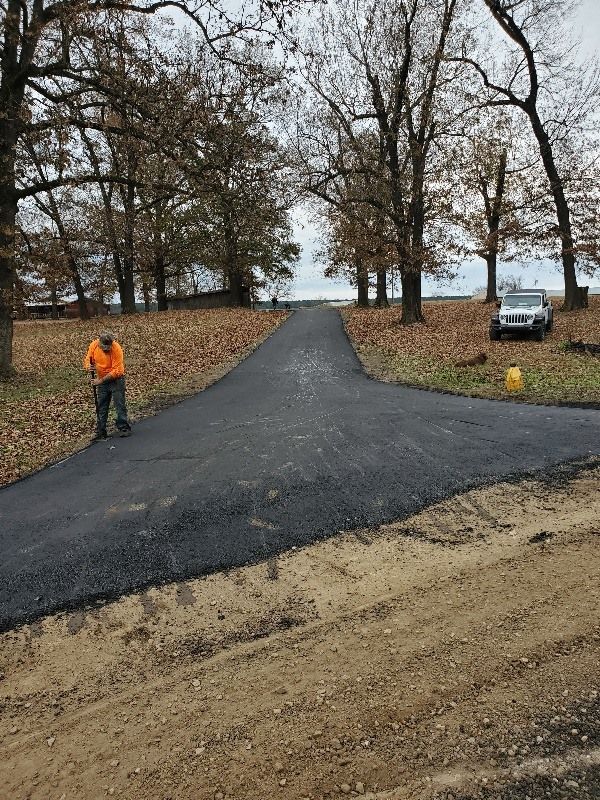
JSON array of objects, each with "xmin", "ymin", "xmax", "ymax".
[
  {"xmin": 0, "ymin": 313, "xmax": 292, "ymax": 493},
  {"xmin": 3, "ymin": 453, "xmax": 600, "ymax": 635},
  {"xmin": 340, "ymin": 310, "xmax": 600, "ymax": 412}
]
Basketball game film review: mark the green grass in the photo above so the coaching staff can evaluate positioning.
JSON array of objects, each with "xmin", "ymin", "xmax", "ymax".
[
  {"xmin": 0, "ymin": 365, "xmax": 82, "ymax": 404},
  {"xmin": 371, "ymin": 350, "xmax": 600, "ymax": 405}
]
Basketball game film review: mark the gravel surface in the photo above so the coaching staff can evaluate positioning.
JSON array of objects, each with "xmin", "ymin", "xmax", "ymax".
[{"xmin": 1, "ymin": 469, "xmax": 599, "ymax": 799}]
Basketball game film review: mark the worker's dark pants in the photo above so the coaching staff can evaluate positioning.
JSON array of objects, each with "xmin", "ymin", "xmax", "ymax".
[{"xmin": 96, "ymin": 377, "xmax": 131, "ymax": 434}]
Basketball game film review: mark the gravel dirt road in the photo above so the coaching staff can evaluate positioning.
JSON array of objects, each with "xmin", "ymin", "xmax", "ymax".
[{"xmin": 2, "ymin": 464, "xmax": 598, "ymax": 799}]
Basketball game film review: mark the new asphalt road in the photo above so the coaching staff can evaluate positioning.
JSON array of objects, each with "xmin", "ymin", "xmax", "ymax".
[{"xmin": 1, "ymin": 309, "xmax": 599, "ymax": 631}]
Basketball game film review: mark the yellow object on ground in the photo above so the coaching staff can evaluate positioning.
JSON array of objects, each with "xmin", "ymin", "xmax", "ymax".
[{"xmin": 506, "ymin": 366, "xmax": 524, "ymax": 391}]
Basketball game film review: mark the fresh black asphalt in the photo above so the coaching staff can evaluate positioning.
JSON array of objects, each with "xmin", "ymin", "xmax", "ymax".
[{"xmin": 1, "ymin": 308, "xmax": 599, "ymax": 631}]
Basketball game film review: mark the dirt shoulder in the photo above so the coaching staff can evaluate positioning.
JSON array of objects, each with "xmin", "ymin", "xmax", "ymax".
[
  {"xmin": 343, "ymin": 298, "xmax": 600, "ymax": 407},
  {"xmin": 2, "ymin": 463, "xmax": 599, "ymax": 800}
]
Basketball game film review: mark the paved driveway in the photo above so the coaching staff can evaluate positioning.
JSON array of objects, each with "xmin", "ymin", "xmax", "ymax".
[{"xmin": 1, "ymin": 309, "xmax": 599, "ymax": 630}]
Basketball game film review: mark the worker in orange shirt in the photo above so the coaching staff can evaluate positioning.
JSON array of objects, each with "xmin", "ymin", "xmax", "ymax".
[{"xmin": 84, "ymin": 331, "xmax": 131, "ymax": 441}]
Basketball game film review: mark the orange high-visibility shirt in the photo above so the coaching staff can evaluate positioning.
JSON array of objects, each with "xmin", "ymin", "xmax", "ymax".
[{"xmin": 83, "ymin": 340, "xmax": 125, "ymax": 380}]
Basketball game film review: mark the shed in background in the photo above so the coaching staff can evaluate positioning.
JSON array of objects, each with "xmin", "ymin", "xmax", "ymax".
[{"xmin": 167, "ymin": 288, "xmax": 250, "ymax": 311}]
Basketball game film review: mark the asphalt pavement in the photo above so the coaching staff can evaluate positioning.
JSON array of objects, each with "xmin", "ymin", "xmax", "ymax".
[{"xmin": 1, "ymin": 308, "xmax": 599, "ymax": 631}]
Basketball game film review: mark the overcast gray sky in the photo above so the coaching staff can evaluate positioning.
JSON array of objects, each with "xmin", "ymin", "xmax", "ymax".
[
  {"xmin": 170, "ymin": 1, "xmax": 600, "ymax": 300},
  {"xmin": 289, "ymin": 0, "xmax": 600, "ymax": 300}
]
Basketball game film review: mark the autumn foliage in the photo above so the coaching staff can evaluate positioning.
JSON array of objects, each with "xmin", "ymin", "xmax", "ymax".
[{"xmin": 0, "ymin": 309, "xmax": 286, "ymax": 487}]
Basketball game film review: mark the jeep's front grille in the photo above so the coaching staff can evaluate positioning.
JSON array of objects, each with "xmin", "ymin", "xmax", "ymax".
[{"xmin": 504, "ymin": 313, "xmax": 528, "ymax": 324}]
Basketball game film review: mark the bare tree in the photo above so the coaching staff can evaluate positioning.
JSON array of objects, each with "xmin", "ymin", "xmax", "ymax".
[
  {"xmin": 292, "ymin": 0, "xmax": 461, "ymax": 324},
  {"xmin": 455, "ymin": 0, "xmax": 600, "ymax": 311},
  {"xmin": 316, "ymin": 172, "xmax": 399, "ymax": 308},
  {"xmin": 19, "ymin": 128, "xmax": 92, "ymax": 318},
  {"xmin": 454, "ymin": 111, "xmax": 523, "ymax": 303}
]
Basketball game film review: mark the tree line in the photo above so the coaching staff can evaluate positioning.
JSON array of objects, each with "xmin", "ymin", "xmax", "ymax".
[
  {"xmin": 1, "ymin": 0, "xmax": 599, "ymax": 377},
  {"xmin": 0, "ymin": 0, "xmax": 308, "ymax": 375},
  {"xmin": 289, "ymin": 0, "xmax": 599, "ymax": 321}
]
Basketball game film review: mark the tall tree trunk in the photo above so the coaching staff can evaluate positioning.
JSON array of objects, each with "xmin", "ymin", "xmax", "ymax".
[
  {"xmin": 400, "ymin": 270, "xmax": 424, "ymax": 325},
  {"xmin": 121, "ymin": 247, "xmax": 136, "ymax": 313},
  {"xmin": 482, "ymin": 148, "xmax": 507, "ymax": 303},
  {"xmin": 120, "ymin": 156, "xmax": 137, "ymax": 314},
  {"xmin": 0, "ymin": 191, "xmax": 16, "ymax": 375},
  {"xmin": 528, "ymin": 113, "xmax": 580, "ymax": 310},
  {"xmin": 142, "ymin": 279, "xmax": 151, "ymax": 312},
  {"xmin": 112, "ymin": 254, "xmax": 126, "ymax": 307},
  {"xmin": 153, "ymin": 226, "xmax": 168, "ymax": 311},
  {"xmin": 155, "ymin": 258, "xmax": 167, "ymax": 311},
  {"xmin": 481, "ymin": 2, "xmax": 582, "ymax": 311},
  {"xmin": 0, "ymin": 2, "xmax": 31, "ymax": 376},
  {"xmin": 49, "ymin": 279, "xmax": 58, "ymax": 319},
  {"xmin": 0, "ymin": 290, "xmax": 13, "ymax": 376},
  {"xmin": 224, "ymin": 208, "xmax": 244, "ymax": 306},
  {"xmin": 401, "ymin": 1, "xmax": 456, "ymax": 326},
  {"xmin": 356, "ymin": 257, "xmax": 369, "ymax": 307},
  {"xmin": 406, "ymin": 150, "xmax": 427, "ymax": 323},
  {"xmin": 485, "ymin": 252, "xmax": 498, "ymax": 304},
  {"xmin": 374, "ymin": 269, "xmax": 389, "ymax": 307},
  {"xmin": 0, "ymin": 130, "xmax": 18, "ymax": 376},
  {"xmin": 228, "ymin": 268, "xmax": 244, "ymax": 306}
]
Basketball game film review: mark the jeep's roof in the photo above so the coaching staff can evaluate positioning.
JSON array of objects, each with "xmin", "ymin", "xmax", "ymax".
[{"xmin": 505, "ymin": 288, "xmax": 546, "ymax": 294}]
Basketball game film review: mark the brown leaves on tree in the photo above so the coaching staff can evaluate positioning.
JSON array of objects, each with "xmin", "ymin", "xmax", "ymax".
[{"xmin": 0, "ymin": 309, "xmax": 286, "ymax": 487}]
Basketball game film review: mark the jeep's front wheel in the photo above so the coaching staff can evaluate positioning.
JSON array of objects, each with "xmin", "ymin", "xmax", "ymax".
[
  {"xmin": 535, "ymin": 324, "xmax": 546, "ymax": 342},
  {"xmin": 546, "ymin": 313, "xmax": 553, "ymax": 332},
  {"xmin": 489, "ymin": 328, "xmax": 501, "ymax": 341}
]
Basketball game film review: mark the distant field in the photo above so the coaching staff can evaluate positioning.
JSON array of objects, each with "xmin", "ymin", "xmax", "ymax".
[
  {"xmin": 0, "ymin": 309, "xmax": 287, "ymax": 487},
  {"xmin": 344, "ymin": 297, "xmax": 600, "ymax": 405}
]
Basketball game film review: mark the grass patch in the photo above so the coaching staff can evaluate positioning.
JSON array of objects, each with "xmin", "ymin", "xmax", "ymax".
[
  {"xmin": 0, "ymin": 365, "xmax": 82, "ymax": 404},
  {"xmin": 344, "ymin": 298, "xmax": 600, "ymax": 406}
]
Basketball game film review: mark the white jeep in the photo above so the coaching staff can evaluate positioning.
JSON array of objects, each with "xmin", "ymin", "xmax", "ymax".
[{"xmin": 489, "ymin": 289, "xmax": 553, "ymax": 341}]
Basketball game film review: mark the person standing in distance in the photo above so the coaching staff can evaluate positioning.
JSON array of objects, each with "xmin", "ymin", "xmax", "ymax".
[{"xmin": 84, "ymin": 331, "xmax": 132, "ymax": 440}]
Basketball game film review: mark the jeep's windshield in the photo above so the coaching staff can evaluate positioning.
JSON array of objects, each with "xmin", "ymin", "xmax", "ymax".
[{"xmin": 502, "ymin": 294, "xmax": 542, "ymax": 308}]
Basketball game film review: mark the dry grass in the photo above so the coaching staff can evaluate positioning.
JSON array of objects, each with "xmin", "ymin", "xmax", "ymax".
[
  {"xmin": 0, "ymin": 309, "xmax": 287, "ymax": 487},
  {"xmin": 344, "ymin": 297, "xmax": 600, "ymax": 405}
]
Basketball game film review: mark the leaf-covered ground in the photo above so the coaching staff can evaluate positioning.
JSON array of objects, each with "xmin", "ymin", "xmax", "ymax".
[
  {"xmin": 344, "ymin": 297, "xmax": 600, "ymax": 406},
  {"xmin": 0, "ymin": 309, "xmax": 287, "ymax": 487}
]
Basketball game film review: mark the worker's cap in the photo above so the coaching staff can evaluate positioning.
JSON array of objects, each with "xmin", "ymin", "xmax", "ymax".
[{"xmin": 99, "ymin": 331, "xmax": 115, "ymax": 351}]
